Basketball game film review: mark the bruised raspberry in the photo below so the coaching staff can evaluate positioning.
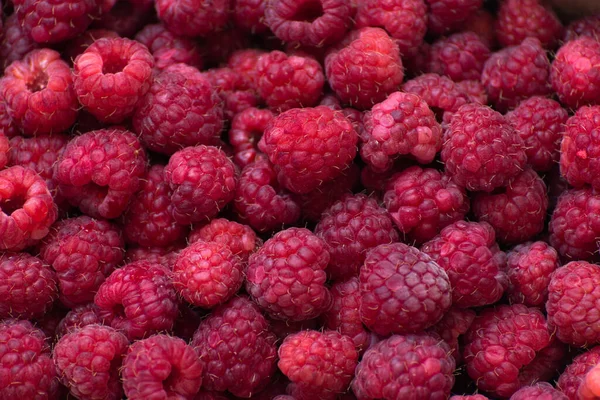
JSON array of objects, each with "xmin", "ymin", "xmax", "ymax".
[
  {"xmin": 155, "ymin": 0, "xmax": 230, "ymax": 38},
  {"xmin": 495, "ymin": 0, "xmax": 563, "ymax": 48},
  {"xmin": 229, "ymin": 107, "xmax": 274, "ymax": 168},
  {"xmin": 188, "ymin": 218, "xmax": 260, "ymax": 263}
]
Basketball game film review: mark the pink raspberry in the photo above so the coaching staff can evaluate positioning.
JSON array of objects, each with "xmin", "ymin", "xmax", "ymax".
[
  {"xmin": 155, "ymin": 0, "xmax": 230, "ymax": 37},
  {"xmin": 233, "ymin": 0, "xmax": 268, "ymax": 34},
  {"xmin": 134, "ymin": 23, "xmax": 203, "ymax": 71},
  {"xmin": 511, "ymin": 383, "xmax": 568, "ymax": 400},
  {"xmin": 325, "ymin": 27, "xmax": 404, "ymax": 110},
  {"xmin": 441, "ymin": 103, "xmax": 527, "ymax": 192},
  {"xmin": 456, "ymin": 79, "xmax": 488, "ymax": 105},
  {"xmin": 0, "ymin": 15, "xmax": 38, "ymax": 73},
  {"xmin": 188, "ymin": 218, "xmax": 260, "ymax": 263},
  {"xmin": 122, "ymin": 334, "xmax": 203, "ymax": 400},
  {"xmin": 125, "ymin": 244, "xmax": 183, "ymax": 270},
  {"xmin": 426, "ymin": 307, "xmax": 475, "ymax": 364},
  {"xmin": 246, "ymin": 227, "xmax": 331, "ymax": 321},
  {"xmin": 564, "ymin": 15, "xmax": 600, "ymax": 42},
  {"xmin": 579, "ymin": 363, "xmax": 600, "ymax": 400},
  {"xmin": 74, "ymin": 37, "xmax": 154, "ymax": 123},
  {"xmin": 56, "ymin": 303, "xmax": 103, "ymax": 337},
  {"xmin": 427, "ymin": 32, "xmax": 490, "ymax": 82},
  {"xmin": 64, "ymin": 29, "xmax": 120, "ymax": 62},
  {"xmin": 191, "ymin": 296, "xmax": 278, "ymax": 397},
  {"xmin": 315, "ymin": 193, "xmax": 399, "ymax": 281},
  {"xmin": 495, "ymin": 0, "xmax": 563, "ymax": 48},
  {"xmin": 425, "ymin": 0, "xmax": 482, "ymax": 35},
  {"xmin": 558, "ymin": 347, "xmax": 600, "ymax": 399},
  {"xmin": 54, "ymin": 324, "xmax": 129, "ymax": 400},
  {"xmin": 199, "ymin": 27, "xmax": 252, "ymax": 67},
  {"xmin": 229, "ymin": 107, "xmax": 274, "ymax": 168},
  {"xmin": 204, "ymin": 67, "xmax": 259, "ymax": 120}
]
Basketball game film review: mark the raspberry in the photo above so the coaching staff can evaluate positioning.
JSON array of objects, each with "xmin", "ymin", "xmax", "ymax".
[
  {"xmin": 383, "ymin": 166, "xmax": 469, "ymax": 244},
  {"xmin": 265, "ymin": 0, "xmax": 351, "ymax": 47},
  {"xmin": 229, "ymin": 107, "xmax": 274, "ymax": 168},
  {"xmin": 54, "ymin": 128, "xmax": 147, "ymax": 219},
  {"xmin": 579, "ymin": 363, "xmax": 600, "ymax": 400},
  {"xmin": 39, "ymin": 216, "xmax": 124, "ymax": 307},
  {"xmin": 204, "ymin": 67, "xmax": 259, "ymax": 120},
  {"xmin": 191, "ymin": 296, "xmax": 278, "ymax": 397},
  {"xmin": 0, "ymin": 319, "xmax": 58, "ymax": 400},
  {"xmin": 164, "ymin": 145, "xmax": 237, "ymax": 224},
  {"xmin": 481, "ymin": 37, "xmax": 552, "ymax": 112},
  {"xmin": 0, "ymin": 166, "xmax": 57, "ymax": 251},
  {"xmin": 441, "ymin": 103, "xmax": 527, "ymax": 192},
  {"xmin": 425, "ymin": 0, "xmax": 482, "ymax": 35},
  {"xmin": 199, "ymin": 27, "xmax": 251, "ymax": 68},
  {"xmin": 92, "ymin": 0, "xmax": 153, "ymax": 38},
  {"xmin": 421, "ymin": 220, "xmax": 507, "ymax": 308},
  {"xmin": 427, "ymin": 32, "xmax": 490, "ymax": 82},
  {"xmin": 495, "ymin": 0, "xmax": 563, "ymax": 48},
  {"xmin": 54, "ymin": 324, "xmax": 129, "ymax": 400},
  {"xmin": 0, "ymin": 15, "xmax": 38, "ymax": 73},
  {"xmin": 352, "ymin": 333, "xmax": 455, "ymax": 400},
  {"xmin": 56, "ymin": 303, "xmax": 103, "ymax": 337},
  {"xmin": 233, "ymin": 0, "xmax": 268, "ymax": 34},
  {"xmin": 233, "ymin": 159, "xmax": 301, "ymax": 232},
  {"xmin": 73, "ymin": 37, "xmax": 154, "ymax": 123},
  {"xmin": 122, "ymin": 334, "xmax": 203, "ymax": 400},
  {"xmin": 315, "ymin": 194, "xmax": 399, "ymax": 281},
  {"xmin": 228, "ymin": 48, "xmax": 265, "ymax": 89},
  {"xmin": 0, "ymin": 48, "xmax": 78, "ymax": 136},
  {"xmin": 449, "ymin": 396, "xmax": 489, "ymax": 400},
  {"xmin": 155, "ymin": 0, "xmax": 230, "ymax": 38},
  {"xmin": 325, "ymin": 27, "xmax": 404, "ymax": 110},
  {"xmin": 426, "ymin": 307, "xmax": 475, "ymax": 364},
  {"xmin": 359, "ymin": 242, "xmax": 451, "ymax": 335},
  {"xmin": 456, "ymin": 79, "xmax": 488, "ymax": 105},
  {"xmin": 278, "ymin": 330, "xmax": 358, "ymax": 397},
  {"xmin": 134, "ymin": 23, "xmax": 203, "ymax": 71},
  {"xmin": 511, "ymin": 383, "xmax": 568, "ymax": 400},
  {"xmin": 551, "ymin": 37, "xmax": 600, "ymax": 109},
  {"xmin": 564, "ymin": 15, "xmax": 600, "ymax": 42},
  {"xmin": 255, "ymin": 51, "xmax": 324, "ymax": 112},
  {"xmin": 188, "ymin": 218, "xmax": 260, "ymax": 263},
  {"xmin": 558, "ymin": 347, "xmax": 600, "ymax": 399},
  {"xmin": 125, "ymin": 244, "xmax": 183, "ymax": 270},
  {"xmin": 246, "ymin": 227, "xmax": 331, "ymax": 321},
  {"xmin": 64, "ymin": 28, "xmax": 118, "ymax": 64},
  {"xmin": 0, "ymin": 101, "xmax": 18, "ymax": 138},
  {"xmin": 259, "ymin": 106, "xmax": 358, "ymax": 194},
  {"xmin": 463, "ymin": 304, "xmax": 553, "ymax": 398},
  {"xmin": 173, "ymin": 240, "xmax": 243, "ymax": 309}
]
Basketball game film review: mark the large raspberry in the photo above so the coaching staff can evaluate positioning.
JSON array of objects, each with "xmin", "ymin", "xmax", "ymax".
[
  {"xmin": 155, "ymin": 0, "xmax": 229, "ymax": 37},
  {"xmin": 425, "ymin": 0, "xmax": 482, "ymax": 35},
  {"xmin": 134, "ymin": 23, "xmax": 203, "ymax": 71},
  {"xmin": 426, "ymin": 307, "xmax": 475, "ymax": 365},
  {"xmin": 188, "ymin": 218, "xmax": 260, "ymax": 263},
  {"xmin": 511, "ymin": 383, "xmax": 568, "ymax": 400},
  {"xmin": 229, "ymin": 107, "xmax": 273, "ymax": 168},
  {"xmin": 426, "ymin": 32, "xmax": 490, "ymax": 82},
  {"xmin": 558, "ymin": 346, "xmax": 600, "ymax": 399},
  {"xmin": 55, "ymin": 303, "xmax": 103, "ymax": 338},
  {"xmin": 495, "ymin": 0, "xmax": 563, "ymax": 48}
]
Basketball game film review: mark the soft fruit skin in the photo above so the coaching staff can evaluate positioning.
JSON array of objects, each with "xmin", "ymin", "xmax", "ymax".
[
  {"xmin": 441, "ymin": 103, "xmax": 527, "ymax": 192},
  {"xmin": 325, "ymin": 27, "xmax": 404, "ymax": 110},
  {"xmin": 260, "ymin": 106, "xmax": 357, "ymax": 194},
  {"xmin": 229, "ymin": 107, "xmax": 274, "ymax": 168},
  {"xmin": 352, "ymin": 333, "xmax": 455, "ymax": 400},
  {"xmin": 383, "ymin": 166, "xmax": 469, "ymax": 244},
  {"xmin": 55, "ymin": 303, "xmax": 103, "ymax": 337},
  {"xmin": 189, "ymin": 218, "xmax": 259, "ymax": 263},
  {"xmin": 359, "ymin": 242, "xmax": 451, "ymax": 336},
  {"xmin": 421, "ymin": 220, "xmax": 507, "ymax": 308},
  {"xmin": 191, "ymin": 296, "xmax": 278, "ymax": 397},
  {"xmin": 155, "ymin": 0, "xmax": 230, "ymax": 38},
  {"xmin": 558, "ymin": 346, "xmax": 600, "ymax": 399},
  {"xmin": 74, "ymin": 37, "xmax": 154, "ymax": 123},
  {"xmin": 427, "ymin": 307, "xmax": 475, "ymax": 365},
  {"xmin": 510, "ymin": 383, "xmax": 568, "ymax": 400},
  {"xmin": 427, "ymin": 32, "xmax": 490, "ymax": 82},
  {"xmin": 122, "ymin": 334, "xmax": 203, "ymax": 400},
  {"xmin": 54, "ymin": 128, "xmax": 147, "ymax": 219},
  {"xmin": 426, "ymin": 0, "xmax": 482, "ymax": 35},
  {"xmin": 54, "ymin": 324, "xmax": 129, "ymax": 400},
  {"xmin": 246, "ymin": 227, "xmax": 331, "ymax": 321},
  {"xmin": 315, "ymin": 193, "xmax": 399, "ymax": 281},
  {"xmin": 0, "ymin": 48, "xmax": 78, "ymax": 135},
  {"xmin": 0, "ymin": 319, "xmax": 59, "ymax": 400}
]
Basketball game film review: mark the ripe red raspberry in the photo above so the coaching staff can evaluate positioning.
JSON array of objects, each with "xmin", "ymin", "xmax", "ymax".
[
  {"xmin": 229, "ymin": 107, "xmax": 273, "ymax": 168},
  {"xmin": 0, "ymin": 101, "xmax": 18, "ymax": 139},
  {"xmin": 125, "ymin": 244, "xmax": 183, "ymax": 270},
  {"xmin": 579, "ymin": 363, "xmax": 600, "ymax": 400},
  {"xmin": 450, "ymin": 396, "xmax": 489, "ymax": 400},
  {"xmin": 425, "ymin": 0, "xmax": 482, "ymax": 35},
  {"xmin": 564, "ymin": 15, "xmax": 600, "ymax": 42},
  {"xmin": 155, "ymin": 0, "xmax": 229, "ymax": 38},
  {"xmin": 0, "ymin": 48, "xmax": 78, "ymax": 135},
  {"xmin": 551, "ymin": 37, "xmax": 600, "ymax": 109},
  {"xmin": 246, "ymin": 227, "xmax": 331, "ymax": 321},
  {"xmin": 481, "ymin": 37, "xmax": 551, "ymax": 112},
  {"xmin": 134, "ymin": 23, "xmax": 203, "ymax": 70},
  {"xmin": 204, "ymin": 67, "xmax": 259, "ymax": 120},
  {"xmin": 421, "ymin": 220, "xmax": 507, "ymax": 308},
  {"xmin": 463, "ymin": 304, "xmax": 553, "ymax": 398},
  {"xmin": 0, "ymin": 15, "xmax": 38, "ymax": 73},
  {"xmin": 315, "ymin": 194, "xmax": 399, "ymax": 281},
  {"xmin": 92, "ymin": 0, "xmax": 153, "ymax": 39},
  {"xmin": 164, "ymin": 145, "xmax": 237, "ymax": 224},
  {"xmin": 39, "ymin": 216, "xmax": 124, "ymax": 307},
  {"xmin": 64, "ymin": 29, "xmax": 120, "ymax": 62},
  {"xmin": 56, "ymin": 303, "xmax": 103, "ymax": 337},
  {"xmin": 325, "ymin": 27, "xmax": 404, "ymax": 110},
  {"xmin": 54, "ymin": 324, "xmax": 129, "ymax": 400},
  {"xmin": 122, "ymin": 334, "xmax": 203, "ymax": 400},
  {"xmin": 0, "ymin": 133, "xmax": 9, "ymax": 171},
  {"xmin": 233, "ymin": 0, "xmax": 268, "ymax": 34},
  {"xmin": 427, "ymin": 32, "xmax": 490, "ymax": 82},
  {"xmin": 279, "ymin": 330, "xmax": 358, "ymax": 397},
  {"xmin": 200, "ymin": 26, "xmax": 252, "ymax": 67},
  {"xmin": 426, "ymin": 307, "xmax": 475, "ymax": 364},
  {"xmin": 456, "ymin": 79, "xmax": 488, "ymax": 105},
  {"xmin": 0, "ymin": 319, "xmax": 58, "ymax": 400},
  {"xmin": 441, "ymin": 103, "xmax": 527, "ymax": 192},
  {"xmin": 558, "ymin": 347, "xmax": 600, "ymax": 399},
  {"xmin": 353, "ymin": 333, "xmax": 455, "ymax": 400},
  {"xmin": 188, "ymin": 218, "xmax": 260, "ymax": 263},
  {"xmin": 191, "ymin": 296, "xmax": 278, "ymax": 397},
  {"xmin": 265, "ymin": 0, "xmax": 351, "ymax": 47},
  {"xmin": 495, "ymin": 0, "xmax": 563, "ymax": 48},
  {"xmin": 74, "ymin": 37, "xmax": 154, "ymax": 123},
  {"xmin": 228, "ymin": 48, "xmax": 265, "ymax": 89},
  {"xmin": 511, "ymin": 383, "xmax": 568, "ymax": 400}
]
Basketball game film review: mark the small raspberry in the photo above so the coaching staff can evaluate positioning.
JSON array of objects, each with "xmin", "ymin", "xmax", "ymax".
[
  {"xmin": 0, "ymin": 15, "xmax": 38, "ymax": 73},
  {"xmin": 122, "ymin": 334, "xmax": 203, "ymax": 400},
  {"xmin": 155, "ymin": 0, "xmax": 230, "ymax": 38},
  {"xmin": 204, "ymin": 67, "xmax": 259, "ymax": 120},
  {"xmin": 64, "ymin": 29, "xmax": 120, "ymax": 63},
  {"xmin": 456, "ymin": 79, "xmax": 488, "ymax": 105},
  {"xmin": 325, "ymin": 27, "xmax": 404, "ymax": 110},
  {"xmin": 425, "ymin": 0, "xmax": 482, "ymax": 35},
  {"xmin": 564, "ymin": 15, "xmax": 600, "ymax": 42},
  {"xmin": 495, "ymin": 0, "xmax": 563, "ymax": 48},
  {"xmin": 125, "ymin": 244, "xmax": 183, "ymax": 270},
  {"xmin": 229, "ymin": 107, "xmax": 274, "ymax": 168},
  {"xmin": 427, "ymin": 32, "xmax": 490, "ymax": 82},
  {"xmin": 246, "ymin": 227, "xmax": 331, "ymax": 321},
  {"xmin": 558, "ymin": 347, "xmax": 600, "ymax": 400},
  {"xmin": 92, "ymin": 0, "xmax": 153, "ymax": 38},
  {"xmin": 134, "ymin": 23, "xmax": 203, "ymax": 71},
  {"xmin": 426, "ymin": 307, "xmax": 475, "ymax": 364},
  {"xmin": 511, "ymin": 383, "xmax": 568, "ymax": 400},
  {"xmin": 56, "ymin": 303, "xmax": 103, "ymax": 337},
  {"xmin": 228, "ymin": 48, "xmax": 265, "ymax": 89},
  {"xmin": 188, "ymin": 218, "xmax": 260, "ymax": 263},
  {"xmin": 233, "ymin": 0, "xmax": 268, "ymax": 34},
  {"xmin": 74, "ymin": 37, "xmax": 154, "ymax": 123},
  {"xmin": 199, "ymin": 27, "xmax": 251, "ymax": 68}
]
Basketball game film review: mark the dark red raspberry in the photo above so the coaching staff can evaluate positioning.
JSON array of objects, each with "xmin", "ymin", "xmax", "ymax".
[
  {"xmin": 191, "ymin": 296, "xmax": 278, "ymax": 397},
  {"xmin": 246, "ymin": 227, "xmax": 331, "ymax": 321},
  {"xmin": 56, "ymin": 303, "xmax": 103, "ymax": 337},
  {"xmin": 228, "ymin": 48, "xmax": 265, "ymax": 89},
  {"xmin": 421, "ymin": 220, "xmax": 508, "ymax": 308},
  {"xmin": 265, "ymin": 0, "xmax": 351, "ymax": 47},
  {"xmin": 383, "ymin": 166, "xmax": 469, "ymax": 244},
  {"xmin": 188, "ymin": 218, "xmax": 260, "ymax": 263},
  {"xmin": 426, "ymin": 307, "xmax": 475, "ymax": 364},
  {"xmin": 132, "ymin": 25, "xmax": 203, "ymax": 71},
  {"xmin": 0, "ymin": 48, "xmax": 78, "ymax": 135},
  {"xmin": 0, "ymin": 14, "xmax": 38, "ymax": 73},
  {"xmin": 441, "ymin": 103, "xmax": 527, "ymax": 192},
  {"xmin": 0, "ymin": 319, "xmax": 58, "ymax": 400},
  {"xmin": 195, "ymin": 391, "xmax": 232, "ymax": 400},
  {"xmin": 495, "ymin": 0, "xmax": 563, "ymax": 48},
  {"xmin": 125, "ymin": 243, "xmax": 183, "ymax": 270},
  {"xmin": 558, "ymin": 347, "xmax": 600, "ymax": 399},
  {"xmin": 0, "ymin": 101, "xmax": 18, "ymax": 138},
  {"xmin": 315, "ymin": 194, "xmax": 398, "ymax": 281},
  {"xmin": 233, "ymin": 0, "xmax": 268, "ymax": 34},
  {"xmin": 511, "ymin": 383, "xmax": 568, "ymax": 400},
  {"xmin": 353, "ymin": 333, "xmax": 455, "ymax": 400},
  {"xmin": 450, "ymin": 396, "xmax": 490, "ymax": 400},
  {"xmin": 481, "ymin": 37, "xmax": 552, "ymax": 112},
  {"xmin": 65, "ymin": 28, "xmax": 120, "ymax": 66},
  {"xmin": 155, "ymin": 0, "xmax": 230, "ymax": 38},
  {"xmin": 427, "ymin": 32, "xmax": 490, "ymax": 82},
  {"xmin": 564, "ymin": 15, "xmax": 600, "ymax": 42},
  {"xmin": 92, "ymin": 0, "xmax": 153, "ymax": 38},
  {"xmin": 279, "ymin": 330, "xmax": 358, "ymax": 397},
  {"xmin": 229, "ymin": 107, "xmax": 274, "ymax": 168},
  {"xmin": 425, "ymin": 0, "xmax": 482, "ymax": 35},
  {"xmin": 551, "ymin": 37, "xmax": 600, "ymax": 109},
  {"xmin": 274, "ymin": 396, "xmax": 295, "ymax": 400},
  {"xmin": 54, "ymin": 324, "xmax": 129, "ymax": 400},
  {"xmin": 164, "ymin": 145, "xmax": 237, "ymax": 224},
  {"xmin": 204, "ymin": 67, "xmax": 259, "ymax": 120},
  {"xmin": 319, "ymin": 93, "xmax": 343, "ymax": 110},
  {"xmin": 463, "ymin": 304, "xmax": 553, "ymax": 398},
  {"xmin": 325, "ymin": 27, "xmax": 404, "ymax": 110},
  {"xmin": 456, "ymin": 79, "xmax": 488, "ymax": 105},
  {"xmin": 122, "ymin": 334, "xmax": 203, "ymax": 400},
  {"xmin": 39, "ymin": 216, "xmax": 124, "ymax": 307},
  {"xmin": 0, "ymin": 166, "xmax": 57, "ymax": 251},
  {"xmin": 199, "ymin": 27, "xmax": 252, "ymax": 68},
  {"xmin": 268, "ymin": 318, "xmax": 320, "ymax": 341},
  {"xmin": 0, "ymin": 133, "xmax": 9, "ymax": 170},
  {"xmin": 74, "ymin": 37, "xmax": 154, "ymax": 123}
]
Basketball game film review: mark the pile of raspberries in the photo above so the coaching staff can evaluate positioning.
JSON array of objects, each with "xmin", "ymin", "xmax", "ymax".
[{"xmin": 5, "ymin": 0, "xmax": 600, "ymax": 399}]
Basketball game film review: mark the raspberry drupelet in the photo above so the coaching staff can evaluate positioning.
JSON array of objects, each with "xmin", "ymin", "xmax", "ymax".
[
  {"xmin": 558, "ymin": 347, "xmax": 600, "ymax": 399},
  {"xmin": 233, "ymin": 0, "xmax": 269, "ymax": 34},
  {"xmin": 510, "ymin": 382, "xmax": 568, "ymax": 400},
  {"xmin": 425, "ymin": 0, "xmax": 483, "ymax": 35},
  {"xmin": 125, "ymin": 243, "xmax": 183, "ymax": 270},
  {"xmin": 204, "ymin": 67, "xmax": 259, "ymax": 121},
  {"xmin": 229, "ymin": 107, "xmax": 274, "ymax": 168},
  {"xmin": 155, "ymin": 0, "xmax": 230, "ymax": 38},
  {"xmin": 426, "ymin": 32, "xmax": 490, "ymax": 82},
  {"xmin": 495, "ymin": 0, "xmax": 563, "ymax": 48},
  {"xmin": 188, "ymin": 218, "xmax": 260, "ymax": 263},
  {"xmin": 134, "ymin": 23, "xmax": 203, "ymax": 71},
  {"xmin": 55, "ymin": 303, "xmax": 103, "ymax": 337},
  {"xmin": 456, "ymin": 79, "xmax": 488, "ymax": 105},
  {"xmin": 564, "ymin": 15, "xmax": 600, "ymax": 42}
]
